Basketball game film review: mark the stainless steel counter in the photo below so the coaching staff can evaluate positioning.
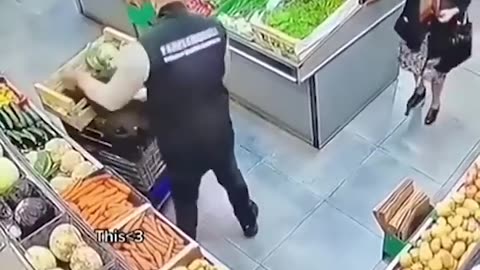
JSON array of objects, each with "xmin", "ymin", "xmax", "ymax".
[{"xmin": 75, "ymin": 0, "xmax": 404, "ymax": 148}]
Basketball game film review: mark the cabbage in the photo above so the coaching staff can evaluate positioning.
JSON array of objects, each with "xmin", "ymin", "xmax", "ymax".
[
  {"xmin": 14, "ymin": 197, "xmax": 54, "ymax": 235},
  {"xmin": 71, "ymin": 161, "xmax": 95, "ymax": 180},
  {"xmin": 49, "ymin": 223, "xmax": 83, "ymax": 262},
  {"xmin": 25, "ymin": 246, "xmax": 57, "ymax": 270},
  {"xmin": 45, "ymin": 138, "xmax": 71, "ymax": 162},
  {"xmin": 60, "ymin": 150, "xmax": 84, "ymax": 174},
  {"xmin": 50, "ymin": 176, "xmax": 75, "ymax": 194},
  {"xmin": 25, "ymin": 151, "xmax": 38, "ymax": 166},
  {"xmin": 0, "ymin": 157, "xmax": 20, "ymax": 195},
  {"xmin": 70, "ymin": 244, "xmax": 103, "ymax": 270}
]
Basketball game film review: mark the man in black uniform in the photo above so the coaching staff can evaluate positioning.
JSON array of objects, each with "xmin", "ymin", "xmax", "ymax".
[{"xmin": 63, "ymin": 0, "xmax": 259, "ymax": 239}]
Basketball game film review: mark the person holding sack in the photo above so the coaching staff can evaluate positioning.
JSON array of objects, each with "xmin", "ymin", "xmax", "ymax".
[{"xmin": 395, "ymin": 0, "xmax": 472, "ymax": 125}]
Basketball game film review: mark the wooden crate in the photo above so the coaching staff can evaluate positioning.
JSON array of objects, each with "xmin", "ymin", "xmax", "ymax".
[
  {"xmin": 251, "ymin": 0, "xmax": 360, "ymax": 62},
  {"xmin": 35, "ymin": 27, "xmax": 136, "ymax": 131}
]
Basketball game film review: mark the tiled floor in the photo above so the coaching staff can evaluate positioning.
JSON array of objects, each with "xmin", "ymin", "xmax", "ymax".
[{"xmin": 2, "ymin": 0, "xmax": 480, "ymax": 270}]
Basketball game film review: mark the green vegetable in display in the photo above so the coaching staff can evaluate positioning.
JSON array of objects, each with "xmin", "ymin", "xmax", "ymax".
[
  {"xmin": 0, "ymin": 157, "xmax": 20, "ymax": 195},
  {"xmin": 85, "ymin": 41, "xmax": 122, "ymax": 81},
  {"xmin": 216, "ymin": 0, "xmax": 269, "ymax": 18},
  {"xmin": 266, "ymin": 0, "xmax": 345, "ymax": 39}
]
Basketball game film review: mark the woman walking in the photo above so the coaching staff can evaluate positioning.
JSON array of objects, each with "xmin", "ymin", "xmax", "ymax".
[{"xmin": 395, "ymin": 0, "xmax": 472, "ymax": 125}]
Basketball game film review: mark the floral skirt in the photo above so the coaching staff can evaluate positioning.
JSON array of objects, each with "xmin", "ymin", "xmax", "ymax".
[{"xmin": 399, "ymin": 35, "xmax": 447, "ymax": 82}]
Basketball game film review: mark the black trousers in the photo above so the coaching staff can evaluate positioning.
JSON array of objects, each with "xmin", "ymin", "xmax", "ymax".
[{"xmin": 163, "ymin": 132, "xmax": 254, "ymax": 239}]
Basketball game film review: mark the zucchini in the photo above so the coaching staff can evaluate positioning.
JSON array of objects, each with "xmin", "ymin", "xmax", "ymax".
[
  {"xmin": 22, "ymin": 110, "xmax": 35, "ymax": 127},
  {"xmin": 9, "ymin": 103, "xmax": 26, "ymax": 128},
  {"xmin": 0, "ymin": 107, "xmax": 14, "ymax": 130},
  {"xmin": 22, "ymin": 129, "xmax": 40, "ymax": 147},
  {"xmin": 12, "ymin": 130, "xmax": 36, "ymax": 150},
  {"xmin": 3, "ymin": 105, "xmax": 21, "ymax": 129},
  {"xmin": 37, "ymin": 122, "xmax": 57, "ymax": 139},
  {"xmin": 5, "ymin": 130, "xmax": 25, "ymax": 149},
  {"xmin": 27, "ymin": 127, "xmax": 48, "ymax": 144},
  {"xmin": 24, "ymin": 106, "xmax": 41, "ymax": 122}
]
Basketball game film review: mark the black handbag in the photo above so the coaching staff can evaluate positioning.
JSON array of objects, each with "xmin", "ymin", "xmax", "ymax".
[{"xmin": 431, "ymin": 12, "xmax": 472, "ymax": 72}]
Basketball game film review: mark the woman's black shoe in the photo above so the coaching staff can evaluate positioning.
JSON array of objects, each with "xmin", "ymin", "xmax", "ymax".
[
  {"xmin": 405, "ymin": 90, "xmax": 426, "ymax": 116},
  {"xmin": 425, "ymin": 108, "xmax": 439, "ymax": 125}
]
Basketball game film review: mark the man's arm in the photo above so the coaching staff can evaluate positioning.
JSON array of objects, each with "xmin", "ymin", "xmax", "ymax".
[{"xmin": 76, "ymin": 42, "xmax": 150, "ymax": 111}]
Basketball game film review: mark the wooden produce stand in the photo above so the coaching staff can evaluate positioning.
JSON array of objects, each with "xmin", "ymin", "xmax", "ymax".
[
  {"xmin": 385, "ymin": 155, "xmax": 480, "ymax": 270},
  {"xmin": 0, "ymin": 77, "xmax": 230, "ymax": 270}
]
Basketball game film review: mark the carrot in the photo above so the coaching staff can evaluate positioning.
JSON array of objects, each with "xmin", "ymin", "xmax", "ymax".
[
  {"xmin": 87, "ymin": 189, "xmax": 118, "ymax": 207},
  {"xmin": 141, "ymin": 220, "xmax": 158, "ymax": 237},
  {"xmin": 147, "ymin": 235, "xmax": 169, "ymax": 252},
  {"xmin": 122, "ymin": 217, "xmax": 138, "ymax": 232},
  {"xmin": 135, "ymin": 243, "xmax": 154, "ymax": 261},
  {"xmin": 131, "ymin": 250, "xmax": 156, "ymax": 269},
  {"xmin": 61, "ymin": 182, "xmax": 79, "ymax": 199},
  {"xmin": 69, "ymin": 181, "xmax": 102, "ymax": 202},
  {"xmin": 106, "ymin": 179, "xmax": 131, "ymax": 194},
  {"xmin": 142, "ymin": 239, "xmax": 157, "ymax": 258},
  {"xmin": 153, "ymin": 250, "xmax": 164, "ymax": 267},
  {"xmin": 159, "ymin": 220, "xmax": 184, "ymax": 244},
  {"xmin": 124, "ymin": 256, "xmax": 140, "ymax": 270},
  {"xmin": 164, "ymin": 239, "xmax": 174, "ymax": 261},
  {"xmin": 127, "ymin": 212, "xmax": 145, "ymax": 231}
]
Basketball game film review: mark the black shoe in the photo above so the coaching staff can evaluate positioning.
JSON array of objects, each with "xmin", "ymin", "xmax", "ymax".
[
  {"xmin": 405, "ymin": 88, "xmax": 426, "ymax": 116},
  {"xmin": 242, "ymin": 201, "xmax": 259, "ymax": 238},
  {"xmin": 425, "ymin": 107, "xmax": 439, "ymax": 125}
]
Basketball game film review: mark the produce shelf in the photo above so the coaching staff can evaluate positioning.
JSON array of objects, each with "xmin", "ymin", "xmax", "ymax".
[
  {"xmin": 60, "ymin": 167, "xmax": 150, "ymax": 232},
  {"xmin": 385, "ymin": 155, "xmax": 480, "ymax": 270},
  {"xmin": 111, "ymin": 205, "xmax": 198, "ymax": 270},
  {"xmin": 0, "ymin": 139, "xmax": 66, "ymax": 241},
  {"xmin": 19, "ymin": 213, "xmax": 115, "ymax": 270}
]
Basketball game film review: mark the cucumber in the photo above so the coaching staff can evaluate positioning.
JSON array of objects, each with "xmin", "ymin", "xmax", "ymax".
[
  {"xmin": 22, "ymin": 129, "xmax": 40, "ymax": 147},
  {"xmin": 22, "ymin": 110, "xmax": 34, "ymax": 127},
  {"xmin": 0, "ymin": 108, "xmax": 14, "ymax": 130},
  {"xmin": 0, "ymin": 120, "xmax": 5, "ymax": 130},
  {"xmin": 9, "ymin": 103, "xmax": 26, "ymax": 129},
  {"xmin": 24, "ymin": 106, "xmax": 41, "ymax": 122},
  {"xmin": 38, "ymin": 122, "xmax": 57, "ymax": 139},
  {"xmin": 11, "ymin": 130, "xmax": 36, "ymax": 150},
  {"xmin": 5, "ymin": 130, "xmax": 25, "ymax": 149},
  {"xmin": 26, "ymin": 127, "xmax": 48, "ymax": 145},
  {"xmin": 3, "ymin": 105, "xmax": 21, "ymax": 130}
]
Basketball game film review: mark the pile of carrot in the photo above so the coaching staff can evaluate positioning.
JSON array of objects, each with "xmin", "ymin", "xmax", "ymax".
[
  {"xmin": 61, "ymin": 173, "xmax": 137, "ymax": 229},
  {"xmin": 114, "ymin": 211, "xmax": 187, "ymax": 270}
]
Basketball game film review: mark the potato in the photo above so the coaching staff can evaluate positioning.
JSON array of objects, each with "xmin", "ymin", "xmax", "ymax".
[
  {"xmin": 466, "ymin": 185, "xmax": 478, "ymax": 199},
  {"xmin": 410, "ymin": 248, "xmax": 420, "ymax": 262},
  {"xmin": 436, "ymin": 202, "xmax": 452, "ymax": 217},
  {"xmin": 422, "ymin": 230, "xmax": 433, "ymax": 242},
  {"xmin": 441, "ymin": 235, "xmax": 453, "ymax": 250},
  {"xmin": 472, "ymin": 230, "xmax": 480, "ymax": 242},
  {"xmin": 448, "ymin": 215, "xmax": 463, "ymax": 228},
  {"xmin": 475, "ymin": 191, "xmax": 480, "ymax": 203},
  {"xmin": 467, "ymin": 218, "xmax": 477, "ymax": 232},
  {"xmin": 431, "ymin": 225, "xmax": 448, "ymax": 238},
  {"xmin": 428, "ymin": 257, "xmax": 442, "ymax": 270},
  {"xmin": 474, "ymin": 209, "xmax": 480, "ymax": 221},
  {"xmin": 453, "ymin": 192, "xmax": 466, "ymax": 204},
  {"xmin": 400, "ymin": 252, "xmax": 414, "ymax": 268},
  {"xmin": 456, "ymin": 207, "xmax": 471, "ymax": 218},
  {"xmin": 463, "ymin": 198, "xmax": 479, "ymax": 211},
  {"xmin": 411, "ymin": 262, "xmax": 423, "ymax": 270},
  {"xmin": 437, "ymin": 249, "xmax": 454, "ymax": 268},
  {"xmin": 420, "ymin": 242, "xmax": 434, "ymax": 262},
  {"xmin": 451, "ymin": 241, "xmax": 466, "ymax": 259},
  {"xmin": 437, "ymin": 217, "xmax": 447, "ymax": 226},
  {"xmin": 430, "ymin": 238, "xmax": 441, "ymax": 253},
  {"xmin": 475, "ymin": 178, "xmax": 480, "ymax": 189}
]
